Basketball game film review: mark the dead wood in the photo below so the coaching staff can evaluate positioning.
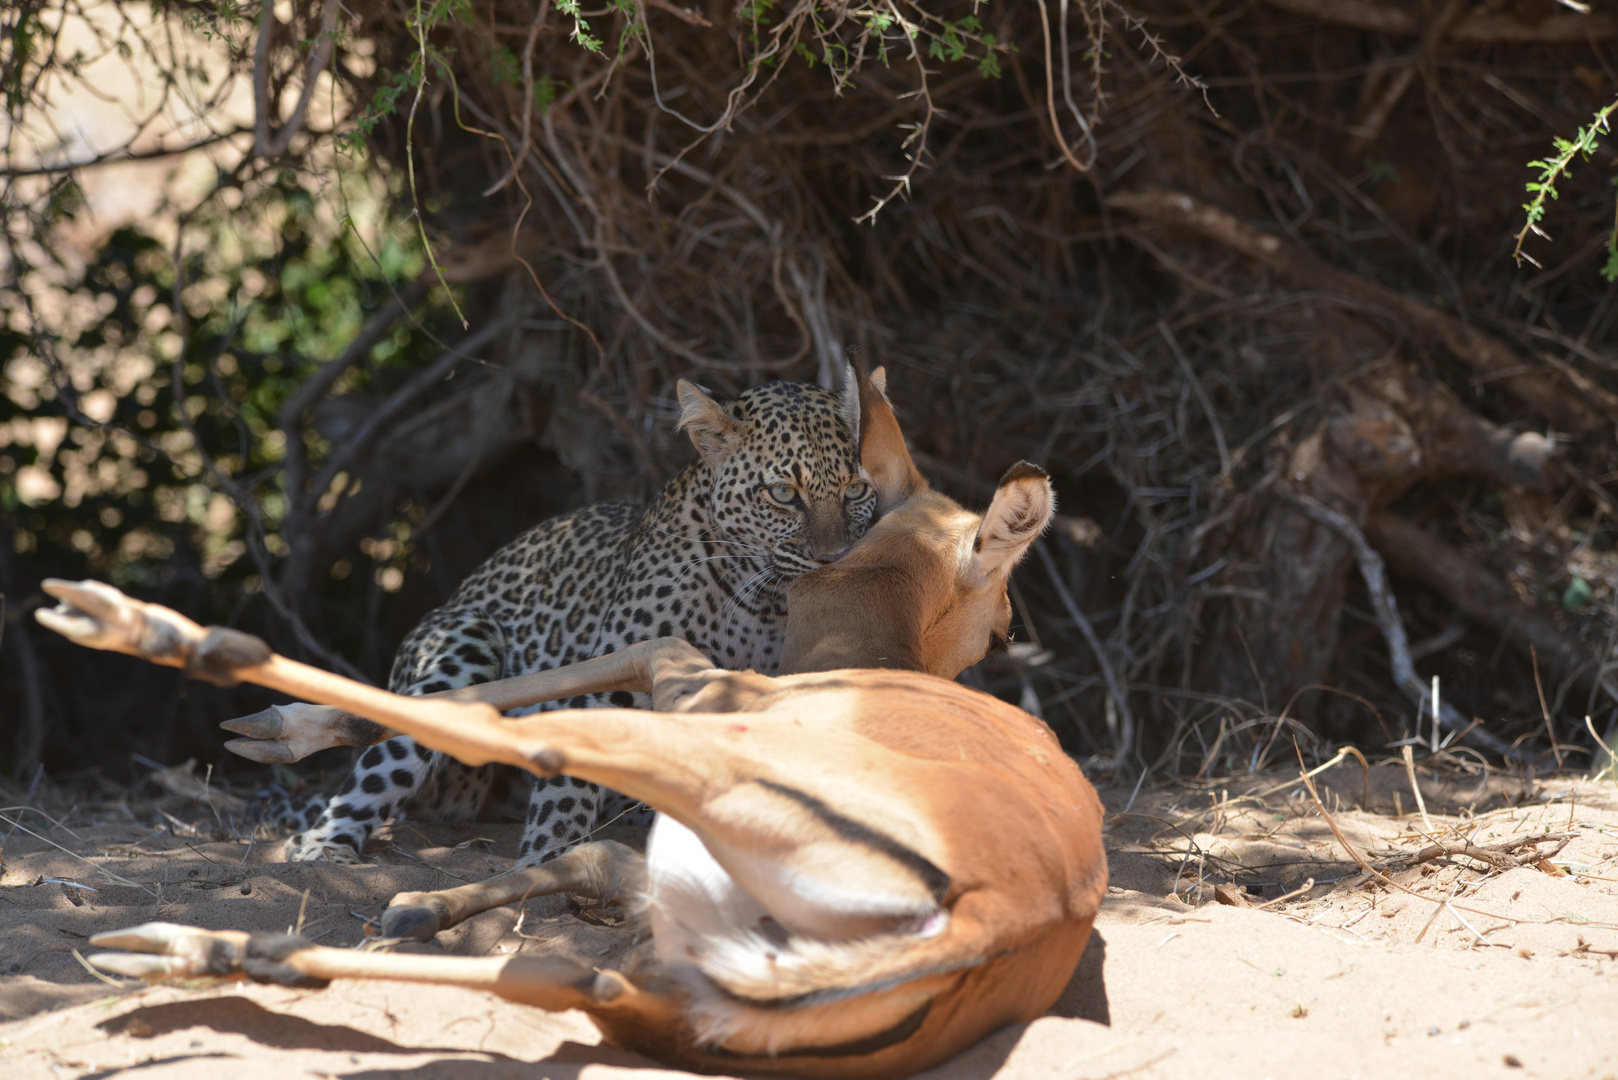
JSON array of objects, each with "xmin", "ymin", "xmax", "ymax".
[
  {"xmin": 12, "ymin": 2, "xmax": 1618, "ymax": 780},
  {"xmin": 1188, "ymin": 357, "xmax": 1571, "ymax": 749},
  {"xmin": 1107, "ymin": 190, "xmax": 1615, "ymax": 433},
  {"xmin": 1398, "ymin": 832, "xmax": 1576, "ymax": 873},
  {"xmin": 1365, "ymin": 513, "xmax": 1591, "ymax": 685},
  {"xmin": 1262, "ymin": 0, "xmax": 1618, "ymax": 43}
]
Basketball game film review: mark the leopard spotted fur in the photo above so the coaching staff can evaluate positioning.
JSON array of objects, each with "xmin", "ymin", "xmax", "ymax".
[{"xmin": 277, "ymin": 377, "xmax": 878, "ymax": 865}]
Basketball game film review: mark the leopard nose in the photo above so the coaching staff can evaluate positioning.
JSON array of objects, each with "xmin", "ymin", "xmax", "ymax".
[{"xmin": 814, "ymin": 547, "xmax": 850, "ymax": 565}]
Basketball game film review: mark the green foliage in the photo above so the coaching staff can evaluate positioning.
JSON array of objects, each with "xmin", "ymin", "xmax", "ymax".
[
  {"xmin": 1563, "ymin": 575, "xmax": 1595, "ymax": 613},
  {"xmin": 1514, "ymin": 98, "xmax": 1618, "ymax": 278},
  {"xmin": 0, "ymin": 173, "xmax": 450, "ymax": 617},
  {"xmin": 533, "ymin": 75, "xmax": 564, "ymax": 110},
  {"xmin": 1, "ymin": 1, "xmax": 47, "ymax": 114},
  {"xmin": 338, "ymin": 67, "xmax": 416, "ymax": 153},
  {"xmin": 926, "ymin": 15, "xmax": 978, "ymax": 62},
  {"xmin": 183, "ymin": 0, "xmax": 253, "ymax": 47},
  {"xmin": 557, "ymin": 0, "xmax": 604, "ymax": 53},
  {"xmin": 488, "ymin": 44, "xmax": 520, "ymax": 86}
]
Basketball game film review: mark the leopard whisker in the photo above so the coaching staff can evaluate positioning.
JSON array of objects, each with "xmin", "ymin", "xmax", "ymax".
[
  {"xmin": 660, "ymin": 552, "xmax": 768, "ymax": 588},
  {"xmin": 718, "ymin": 565, "xmax": 777, "ymax": 625},
  {"xmin": 720, "ymin": 565, "xmax": 787, "ymax": 624},
  {"xmin": 639, "ymin": 520, "xmax": 770, "ymax": 554}
]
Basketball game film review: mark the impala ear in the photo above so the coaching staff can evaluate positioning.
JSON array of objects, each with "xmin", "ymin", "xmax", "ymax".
[
  {"xmin": 971, "ymin": 462, "xmax": 1054, "ymax": 583},
  {"xmin": 858, "ymin": 367, "xmax": 926, "ymax": 514},
  {"xmin": 839, "ymin": 361, "xmax": 861, "ymax": 447},
  {"xmin": 676, "ymin": 379, "xmax": 746, "ymax": 468}
]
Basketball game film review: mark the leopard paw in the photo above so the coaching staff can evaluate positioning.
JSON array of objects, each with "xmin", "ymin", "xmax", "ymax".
[{"xmin": 284, "ymin": 832, "xmax": 365, "ymax": 865}]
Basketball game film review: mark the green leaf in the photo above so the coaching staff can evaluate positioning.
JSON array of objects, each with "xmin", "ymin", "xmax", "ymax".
[{"xmin": 1562, "ymin": 575, "xmax": 1594, "ymax": 613}]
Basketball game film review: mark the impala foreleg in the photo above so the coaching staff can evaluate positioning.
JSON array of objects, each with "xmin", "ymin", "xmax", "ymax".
[
  {"xmin": 381, "ymin": 839, "xmax": 645, "ymax": 941},
  {"xmin": 88, "ymin": 922, "xmax": 666, "ymax": 1017},
  {"xmin": 217, "ymin": 637, "xmax": 718, "ymax": 763},
  {"xmin": 221, "ymin": 702, "xmax": 386, "ymax": 763}
]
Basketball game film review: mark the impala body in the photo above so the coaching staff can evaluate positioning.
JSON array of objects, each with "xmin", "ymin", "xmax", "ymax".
[{"xmin": 40, "ymin": 371, "xmax": 1107, "ymax": 1079}]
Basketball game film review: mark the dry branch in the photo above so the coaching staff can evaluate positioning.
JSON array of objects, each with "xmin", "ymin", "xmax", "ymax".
[
  {"xmin": 1280, "ymin": 489, "xmax": 1521, "ymax": 760},
  {"xmin": 253, "ymin": 1, "xmax": 341, "ymax": 159},
  {"xmin": 1107, "ymin": 189, "xmax": 1612, "ymax": 433},
  {"xmin": 1397, "ymin": 832, "xmax": 1576, "ymax": 873},
  {"xmin": 1262, "ymin": 0, "xmax": 1618, "ymax": 42},
  {"xmin": 1366, "ymin": 512, "xmax": 1595, "ymax": 688},
  {"xmin": 12, "ymin": 0, "xmax": 1618, "ymax": 778}
]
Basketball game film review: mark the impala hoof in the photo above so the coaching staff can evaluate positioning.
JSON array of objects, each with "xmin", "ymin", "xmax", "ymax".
[
  {"xmin": 221, "ymin": 707, "xmax": 284, "ymax": 740},
  {"xmin": 224, "ymin": 736, "xmax": 295, "ymax": 764},
  {"xmin": 35, "ymin": 579, "xmax": 124, "ymax": 643},
  {"xmin": 379, "ymin": 903, "xmax": 444, "ymax": 941},
  {"xmin": 90, "ymin": 922, "xmax": 191, "ymax": 953},
  {"xmin": 88, "ymin": 922, "xmax": 225, "ymax": 982},
  {"xmin": 89, "ymin": 953, "xmax": 183, "ymax": 980}
]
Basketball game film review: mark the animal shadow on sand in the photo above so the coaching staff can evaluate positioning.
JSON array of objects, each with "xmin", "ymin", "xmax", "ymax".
[
  {"xmin": 86, "ymin": 939, "xmax": 1113, "ymax": 1080},
  {"xmin": 97, "ymin": 996, "xmax": 487, "ymax": 1056},
  {"xmin": 1050, "ymin": 930, "xmax": 1112, "ymax": 1026}
]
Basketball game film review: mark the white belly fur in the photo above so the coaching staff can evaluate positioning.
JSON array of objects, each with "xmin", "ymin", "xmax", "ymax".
[{"xmin": 644, "ymin": 815, "xmax": 949, "ymax": 1057}]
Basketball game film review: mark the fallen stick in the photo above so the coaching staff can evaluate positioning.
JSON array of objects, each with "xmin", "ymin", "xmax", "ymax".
[
  {"xmin": 1398, "ymin": 832, "xmax": 1576, "ymax": 873},
  {"xmin": 1366, "ymin": 513, "xmax": 1590, "ymax": 687},
  {"xmin": 1280, "ymin": 490, "xmax": 1524, "ymax": 761}
]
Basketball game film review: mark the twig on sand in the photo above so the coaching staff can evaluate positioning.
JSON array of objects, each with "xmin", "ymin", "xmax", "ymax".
[
  {"xmin": 1397, "ymin": 832, "xmax": 1576, "ymax": 873},
  {"xmin": 1254, "ymin": 877, "xmax": 1316, "ymax": 910},
  {"xmin": 0, "ymin": 812, "xmax": 155, "ymax": 898},
  {"xmin": 1401, "ymin": 745, "xmax": 1435, "ymax": 834},
  {"xmin": 1252, "ymin": 743, "xmax": 1370, "ymax": 807}
]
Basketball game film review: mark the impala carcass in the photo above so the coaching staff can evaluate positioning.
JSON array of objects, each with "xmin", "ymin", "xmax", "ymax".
[{"xmin": 38, "ymin": 378, "xmax": 1106, "ymax": 1080}]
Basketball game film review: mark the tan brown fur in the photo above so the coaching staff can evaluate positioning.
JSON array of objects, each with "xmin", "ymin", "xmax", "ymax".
[{"xmin": 43, "ymin": 372, "xmax": 1105, "ymax": 1080}]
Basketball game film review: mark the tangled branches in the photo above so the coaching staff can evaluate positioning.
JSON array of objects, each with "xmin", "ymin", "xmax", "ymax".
[{"xmin": 5, "ymin": 1, "xmax": 1618, "ymax": 786}]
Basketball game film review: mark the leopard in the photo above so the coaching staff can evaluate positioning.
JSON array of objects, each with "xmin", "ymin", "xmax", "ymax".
[{"xmin": 273, "ymin": 374, "xmax": 882, "ymax": 866}]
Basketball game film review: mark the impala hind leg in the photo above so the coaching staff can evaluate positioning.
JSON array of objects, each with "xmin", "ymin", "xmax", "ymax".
[
  {"xmin": 88, "ymin": 922, "xmax": 678, "ymax": 1024},
  {"xmin": 380, "ymin": 839, "xmax": 645, "ymax": 940}
]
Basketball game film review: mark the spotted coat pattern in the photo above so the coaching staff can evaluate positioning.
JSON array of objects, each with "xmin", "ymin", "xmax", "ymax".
[{"xmin": 278, "ymin": 380, "xmax": 875, "ymax": 865}]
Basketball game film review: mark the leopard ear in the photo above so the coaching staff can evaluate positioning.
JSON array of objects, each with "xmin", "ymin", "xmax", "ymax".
[
  {"xmin": 969, "ymin": 462, "xmax": 1054, "ymax": 584},
  {"xmin": 676, "ymin": 380, "xmax": 746, "ymax": 468}
]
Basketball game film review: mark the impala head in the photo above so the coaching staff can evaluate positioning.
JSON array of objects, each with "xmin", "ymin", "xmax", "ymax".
[{"xmin": 782, "ymin": 370, "xmax": 1055, "ymax": 679}]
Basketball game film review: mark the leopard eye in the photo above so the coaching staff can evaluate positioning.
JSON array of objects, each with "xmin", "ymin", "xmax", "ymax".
[
  {"xmin": 765, "ymin": 482, "xmax": 797, "ymax": 505},
  {"xmin": 843, "ymin": 480, "xmax": 870, "ymax": 501}
]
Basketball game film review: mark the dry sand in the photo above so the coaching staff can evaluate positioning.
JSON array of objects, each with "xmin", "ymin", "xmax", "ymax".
[{"xmin": 2, "ymin": 759, "xmax": 1616, "ymax": 1079}]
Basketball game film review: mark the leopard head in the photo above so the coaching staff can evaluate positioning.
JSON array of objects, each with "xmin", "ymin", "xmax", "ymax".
[{"xmin": 677, "ymin": 374, "xmax": 877, "ymax": 578}]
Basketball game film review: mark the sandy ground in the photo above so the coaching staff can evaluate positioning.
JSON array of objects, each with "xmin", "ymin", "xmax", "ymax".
[{"xmin": 2, "ymin": 758, "xmax": 1617, "ymax": 1079}]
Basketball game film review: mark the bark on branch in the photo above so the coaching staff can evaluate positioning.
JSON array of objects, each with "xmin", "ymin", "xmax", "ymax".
[
  {"xmin": 1108, "ymin": 189, "xmax": 1617, "ymax": 433},
  {"xmin": 254, "ymin": 1, "xmax": 341, "ymax": 159},
  {"xmin": 1263, "ymin": 0, "xmax": 1618, "ymax": 43},
  {"xmin": 1366, "ymin": 512, "xmax": 1596, "ymax": 690}
]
